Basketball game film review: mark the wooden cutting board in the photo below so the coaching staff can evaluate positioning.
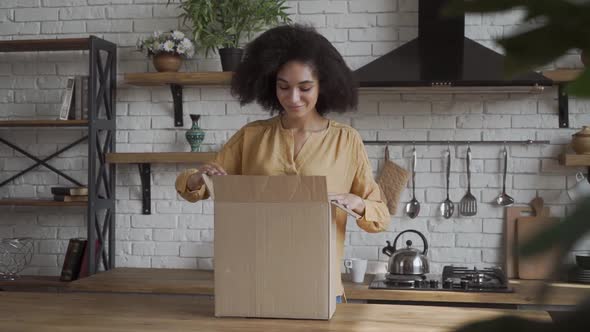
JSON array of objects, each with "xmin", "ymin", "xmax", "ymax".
[
  {"xmin": 516, "ymin": 215, "xmax": 561, "ymax": 280},
  {"xmin": 504, "ymin": 206, "xmax": 549, "ymax": 278},
  {"xmin": 504, "ymin": 197, "xmax": 552, "ymax": 279},
  {"xmin": 517, "ymin": 197, "xmax": 561, "ymax": 280}
]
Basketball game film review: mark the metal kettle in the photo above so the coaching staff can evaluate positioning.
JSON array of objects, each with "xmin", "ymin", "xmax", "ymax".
[{"xmin": 382, "ymin": 229, "xmax": 429, "ymax": 275}]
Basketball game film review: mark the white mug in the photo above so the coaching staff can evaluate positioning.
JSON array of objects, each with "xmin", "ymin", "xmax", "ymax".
[
  {"xmin": 371, "ymin": 261, "xmax": 389, "ymax": 274},
  {"xmin": 567, "ymin": 172, "xmax": 590, "ymax": 201},
  {"xmin": 344, "ymin": 258, "xmax": 368, "ymax": 283}
]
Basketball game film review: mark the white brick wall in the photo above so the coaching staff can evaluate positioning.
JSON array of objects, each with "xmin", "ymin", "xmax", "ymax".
[{"xmin": 0, "ymin": 0, "xmax": 588, "ymax": 276}]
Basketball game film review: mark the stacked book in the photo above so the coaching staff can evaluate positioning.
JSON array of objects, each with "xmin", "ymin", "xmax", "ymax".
[
  {"xmin": 60, "ymin": 237, "xmax": 102, "ymax": 281},
  {"xmin": 51, "ymin": 186, "xmax": 88, "ymax": 202},
  {"xmin": 58, "ymin": 75, "xmax": 89, "ymax": 120}
]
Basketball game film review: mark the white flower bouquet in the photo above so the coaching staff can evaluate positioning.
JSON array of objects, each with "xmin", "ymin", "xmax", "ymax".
[{"xmin": 137, "ymin": 30, "xmax": 195, "ymax": 58}]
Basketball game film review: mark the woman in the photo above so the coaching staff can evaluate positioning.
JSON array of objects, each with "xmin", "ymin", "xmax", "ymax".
[{"xmin": 176, "ymin": 24, "xmax": 390, "ymax": 301}]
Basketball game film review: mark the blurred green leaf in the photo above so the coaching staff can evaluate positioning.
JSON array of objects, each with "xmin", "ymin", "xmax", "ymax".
[
  {"xmin": 454, "ymin": 315, "xmax": 551, "ymax": 332},
  {"xmin": 444, "ymin": 2, "xmax": 590, "ymax": 331},
  {"xmin": 520, "ymin": 195, "xmax": 590, "ymax": 257},
  {"xmin": 567, "ymin": 67, "xmax": 590, "ymax": 96},
  {"xmin": 444, "ymin": 0, "xmax": 590, "ymax": 97},
  {"xmin": 455, "ymin": 298, "xmax": 590, "ymax": 332},
  {"xmin": 498, "ymin": 25, "xmax": 575, "ymax": 76}
]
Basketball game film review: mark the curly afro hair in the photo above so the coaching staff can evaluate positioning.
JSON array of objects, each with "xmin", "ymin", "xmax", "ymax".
[{"xmin": 231, "ymin": 24, "xmax": 358, "ymax": 115}]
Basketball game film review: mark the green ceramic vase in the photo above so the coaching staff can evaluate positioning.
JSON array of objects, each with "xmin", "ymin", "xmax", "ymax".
[{"xmin": 185, "ymin": 114, "xmax": 205, "ymax": 152}]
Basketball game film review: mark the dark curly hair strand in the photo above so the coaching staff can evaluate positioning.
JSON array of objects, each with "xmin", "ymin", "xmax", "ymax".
[{"xmin": 231, "ymin": 24, "xmax": 358, "ymax": 115}]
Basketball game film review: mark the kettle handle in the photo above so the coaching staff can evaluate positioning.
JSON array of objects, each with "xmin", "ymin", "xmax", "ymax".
[
  {"xmin": 382, "ymin": 240, "xmax": 395, "ymax": 257},
  {"xmin": 392, "ymin": 229, "xmax": 428, "ymax": 256}
]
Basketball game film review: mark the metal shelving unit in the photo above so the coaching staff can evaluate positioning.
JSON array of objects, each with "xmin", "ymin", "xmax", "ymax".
[{"xmin": 0, "ymin": 36, "xmax": 117, "ymax": 276}]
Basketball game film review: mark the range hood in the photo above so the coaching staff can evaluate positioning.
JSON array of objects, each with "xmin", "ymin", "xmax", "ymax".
[{"xmin": 354, "ymin": 0, "xmax": 552, "ymax": 91}]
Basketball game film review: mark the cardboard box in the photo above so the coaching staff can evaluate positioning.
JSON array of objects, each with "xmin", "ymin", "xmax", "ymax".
[{"xmin": 204, "ymin": 175, "xmax": 338, "ymax": 320}]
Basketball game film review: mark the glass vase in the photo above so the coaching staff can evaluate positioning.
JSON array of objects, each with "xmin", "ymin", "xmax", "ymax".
[{"xmin": 185, "ymin": 114, "xmax": 205, "ymax": 152}]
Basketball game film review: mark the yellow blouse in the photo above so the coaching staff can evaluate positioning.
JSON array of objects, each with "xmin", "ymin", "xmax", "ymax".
[{"xmin": 175, "ymin": 116, "xmax": 390, "ymax": 293}]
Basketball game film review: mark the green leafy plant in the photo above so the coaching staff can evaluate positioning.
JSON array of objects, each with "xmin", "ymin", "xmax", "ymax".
[
  {"xmin": 167, "ymin": 0, "xmax": 292, "ymax": 56},
  {"xmin": 442, "ymin": 1, "xmax": 590, "ymax": 331}
]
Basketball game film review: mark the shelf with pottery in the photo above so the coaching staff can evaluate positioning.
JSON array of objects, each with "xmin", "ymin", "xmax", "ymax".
[
  {"xmin": 559, "ymin": 154, "xmax": 590, "ymax": 166},
  {"xmin": 559, "ymin": 127, "xmax": 590, "ymax": 186},
  {"xmin": 106, "ymin": 152, "xmax": 215, "ymax": 215},
  {"xmin": 123, "ymin": 71, "xmax": 233, "ymax": 128}
]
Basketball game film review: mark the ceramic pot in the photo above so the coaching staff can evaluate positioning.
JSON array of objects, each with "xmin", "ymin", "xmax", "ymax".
[
  {"xmin": 153, "ymin": 53, "xmax": 182, "ymax": 72},
  {"xmin": 219, "ymin": 47, "xmax": 243, "ymax": 72},
  {"xmin": 572, "ymin": 126, "xmax": 590, "ymax": 154},
  {"xmin": 185, "ymin": 114, "xmax": 205, "ymax": 152}
]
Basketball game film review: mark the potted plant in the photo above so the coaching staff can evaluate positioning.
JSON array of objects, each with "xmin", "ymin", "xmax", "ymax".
[
  {"xmin": 137, "ymin": 30, "xmax": 196, "ymax": 72},
  {"xmin": 167, "ymin": 0, "xmax": 292, "ymax": 71}
]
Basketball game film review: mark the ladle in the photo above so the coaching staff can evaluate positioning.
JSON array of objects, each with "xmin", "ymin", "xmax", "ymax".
[
  {"xmin": 496, "ymin": 146, "xmax": 514, "ymax": 206},
  {"xmin": 405, "ymin": 147, "xmax": 420, "ymax": 219}
]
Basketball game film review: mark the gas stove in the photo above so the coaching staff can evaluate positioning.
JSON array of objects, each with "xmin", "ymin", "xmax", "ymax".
[{"xmin": 369, "ymin": 266, "xmax": 513, "ymax": 293}]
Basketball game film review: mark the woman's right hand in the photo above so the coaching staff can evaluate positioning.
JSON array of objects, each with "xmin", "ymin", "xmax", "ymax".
[{"xmin": 187, "ymin": 163, "xmax": 228, "ymax": 191}]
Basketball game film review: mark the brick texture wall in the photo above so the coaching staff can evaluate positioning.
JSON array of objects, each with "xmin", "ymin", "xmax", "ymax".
[{"xmin": 0, "ymin": 0, "xmax": 588, "ymax": 276}]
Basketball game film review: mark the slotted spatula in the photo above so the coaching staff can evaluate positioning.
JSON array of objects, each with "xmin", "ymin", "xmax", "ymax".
[{"xmin": 459, "ymin": 147, "xmax": 477, "ymax": 216}]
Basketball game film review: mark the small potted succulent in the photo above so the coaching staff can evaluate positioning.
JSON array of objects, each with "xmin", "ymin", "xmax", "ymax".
[
  {"xmin": 167, "ymin": 0, "xmax": 291, "ymax": 71},
  {"xmin": 137, "ymin": 30, "xmax": 196, "ymax": 72}
]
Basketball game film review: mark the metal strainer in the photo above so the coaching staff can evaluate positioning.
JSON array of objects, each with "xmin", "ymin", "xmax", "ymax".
[{"xmin": 0, "ymin": 237, "xmax": 34, "ymax": 280}]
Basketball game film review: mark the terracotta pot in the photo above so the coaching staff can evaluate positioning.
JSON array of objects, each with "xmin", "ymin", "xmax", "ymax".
[
  {"xmin": 153, "ymin": 53, "xmax": 182, "ymax": 72},
  {"xmin": 572, "ymin": 126, "xmax": 590, "ymax": 154}
]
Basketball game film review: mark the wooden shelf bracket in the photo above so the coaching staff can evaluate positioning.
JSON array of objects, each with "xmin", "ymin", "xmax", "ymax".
[{"xmin": 171, "ymin": 84, "xmax": 183, "ymax": 127}]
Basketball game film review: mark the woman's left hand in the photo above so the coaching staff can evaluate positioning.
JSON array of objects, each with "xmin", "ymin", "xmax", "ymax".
[{"xmin": 328, "ymin": 193, "xmax": 366, "ymax": 216}]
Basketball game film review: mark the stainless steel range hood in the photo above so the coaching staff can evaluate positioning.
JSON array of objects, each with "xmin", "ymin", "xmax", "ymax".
[{"xmin": 354, "ymin": 0, "xmax": 552, "ymax": 91}]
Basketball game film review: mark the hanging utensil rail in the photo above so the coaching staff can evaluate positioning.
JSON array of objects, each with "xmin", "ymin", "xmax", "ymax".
[{"xmin": 362, "ymin": 140, "xmax": 549, "ymax": 145}]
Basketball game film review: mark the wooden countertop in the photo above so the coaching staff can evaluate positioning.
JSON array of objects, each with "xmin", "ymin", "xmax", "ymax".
[
  {"xmin": 345, "ymin": 278, "xmax": 590, "ymax": 306},
  {"xmin": 0, "ymin": 291, "xmax": 551, "ymax": 332},
  {"xmin": 66, "ymin": 268, "xmax": 590, "ymax": 306}
]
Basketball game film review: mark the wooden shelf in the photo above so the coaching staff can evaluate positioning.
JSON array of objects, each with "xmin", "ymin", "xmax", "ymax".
[
  {"xmin": 0, "ymin": 275, "xmax": 68, "ymax": 290},
  {"xmin": 559, "ymin": 153, "xmax": 590, "ymax": 166},
  {"xmin": 542, "ymin": 69, "xmax": 583, "ymax": 83},
  {"xmin": 124, "ymin": 72, "xmax": 233, "ymax": 87},
  {"xmin": 0, "ymin": 120, "xmax": 89, "ymax": 127},
  {"xmin": 70, "ymin": 268, "xmax": 214, "ymax": 295},
  {"xmin": 123, "ymin": 72, "xmax": 233, "ymax": 127},
  {"xmin": 106, "ymin": 152, "xmax": 216, "ymax": 214},
  {"xmin": 0, "ymin": 199, "xmax": 87, "ymax": 207},
  {"xmin": 106, "ymin": 152, "xmax": 216, "ymax": 164},
  {"xmin": 0, "ymin": 37, "xmax": 91, "ymax": 52}
]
